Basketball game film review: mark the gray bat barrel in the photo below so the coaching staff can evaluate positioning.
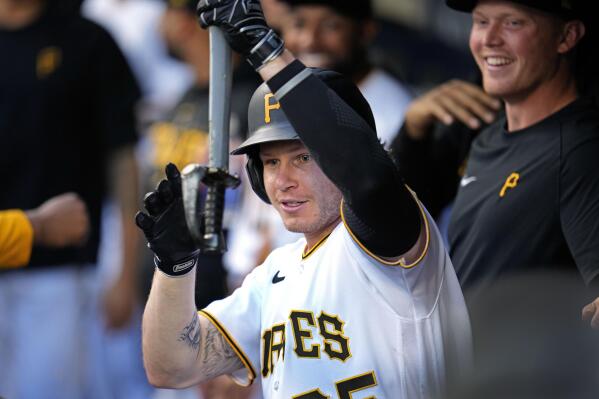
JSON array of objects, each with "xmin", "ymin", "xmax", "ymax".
[{"xmin": 181, "ymin": 27, "xmax": 239, "ymax": 253}]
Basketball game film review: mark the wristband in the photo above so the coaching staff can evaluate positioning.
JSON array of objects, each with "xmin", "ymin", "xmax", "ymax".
[
  {"xmin": 154, "ymin": 251, "xmax": 200, "ymax": 277},
  {"xmin": 246, "ymin": 29, "xmax": 285, "ymax": 71}
]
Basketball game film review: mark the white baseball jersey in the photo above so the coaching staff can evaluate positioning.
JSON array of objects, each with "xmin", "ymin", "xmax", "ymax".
[{"xmin": 202, "ymin": 202, "xmax": 471, "ymax": 398}]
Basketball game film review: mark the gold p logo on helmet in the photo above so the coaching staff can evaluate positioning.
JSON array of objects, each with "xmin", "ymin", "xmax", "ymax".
[{"xmin": 264, "ymin": 93, "xmax": 281, "ymax": 124}]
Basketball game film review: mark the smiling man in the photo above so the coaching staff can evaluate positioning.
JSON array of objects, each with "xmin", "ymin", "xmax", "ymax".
[
  {"xmin": 279, "ymin": 0, "xmax": 413, "ymax": 146},
  {"xmin": 439, "ymin": 0, "xmax": 599, "ymax": 321},
  {"xmin": 134, "ymin": 0, "xmax": 472, "ymax": 397}
]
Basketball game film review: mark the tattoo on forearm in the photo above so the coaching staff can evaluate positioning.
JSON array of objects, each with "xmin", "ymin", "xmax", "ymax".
[
  {"xmin": 199, "ymin": 318, "xmax": 244, "ymax": 378},
  {"xmin": 177, "ymin": 313, "xmax": 244, "ymax": 378},
  {"xmin": 178, "ymin": 313, "xmax": 201, "ymax": 356}
]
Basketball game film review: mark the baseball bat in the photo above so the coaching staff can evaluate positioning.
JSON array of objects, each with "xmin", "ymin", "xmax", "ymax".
[{"xmin": 181, "ymin": 27, "xmax": 238, "ymax": 252}]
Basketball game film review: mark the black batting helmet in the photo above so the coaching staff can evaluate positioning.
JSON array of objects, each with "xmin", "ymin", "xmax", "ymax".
[{"xmin": 231, "ymin": 68, "xmax": 376, "ymax": 203}]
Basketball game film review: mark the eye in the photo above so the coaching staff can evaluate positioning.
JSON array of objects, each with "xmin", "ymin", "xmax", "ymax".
[
  {"xmin": 298, "ymin": 153, "xmax": 311, "ymax": 163},
  {"xmin": 472, "ymin": 17, "xmax": 488, "ymax": 27},
  {"xmin": 292, "ymin": 16, "xmax": 306, "ymax": 30},
  {"xmin": 322, "ymin": 19, "xmax": 342, "ymax": 33},
  {"xmin": 506, "ymin": 19, "xmax": 523, "ymax": 27},
  {"xmin": 263, "ymin": 158, "xmax": 279, "ymax": 168}
]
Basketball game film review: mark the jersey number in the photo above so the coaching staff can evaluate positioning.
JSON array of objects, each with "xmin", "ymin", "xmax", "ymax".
[{"xmin": 292, "ymin": 371, "xmax": 377, "ymax": 399}]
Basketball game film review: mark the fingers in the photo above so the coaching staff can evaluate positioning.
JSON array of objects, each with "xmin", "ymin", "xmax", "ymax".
[
  {"xmin": 165, "ymin": 163, "xmax": 182, "ymax": 196},
  {"xmin": 135, "ymin": 211, "xmax": 154, "ymax": 234},
  {"xmin": 157, "ymin": 179, "xmax": 175, "ymax": 204},
  {"xmin": 458, "ymin": 80, "xmax": 502, "ymax": 109},
  {"xmin": 430, "ymin": 80, "xmax": 501, "ymax": 129},
  {"xmin": 582, "ymin": 299, "xmax": 599, "ymax": 329},
  {"xmin": 196, "ymin": 0, "xmax": 216, "ymax": 14},
  {"xmin": 165, "ymin": 162, "xmax": 180, "ymax": 180},
  {"xmin": 447, "ymin": 83, "xmax": 498, "ymax": 124},
  {"xmin": 143, "ymin": 191, "xmax": 165, "ymax": 216},
  {"xmin": 197, "ymin": 0, "xmax": 218, "ymax": 29},
  {"xmin": 197, "ymin": 8, "xmax": 216, "ymax": 28}
]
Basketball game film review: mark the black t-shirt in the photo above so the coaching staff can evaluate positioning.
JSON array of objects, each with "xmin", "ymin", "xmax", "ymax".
[
  {"xmin": 448, "ymin": 97, "xmax": 599, "ymax": 292},
  {"xmin": 0, "ymin": 5, "xmax": 140, "ymax": 268}
]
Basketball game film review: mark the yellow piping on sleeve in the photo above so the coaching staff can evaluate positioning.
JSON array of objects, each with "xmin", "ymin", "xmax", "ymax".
[
  {"xmin": 0, "ymin": 209, "xmax": 33, "ymax": 269},
  {"xmin": 340, "ymin": 187, "xmax": 430, "ymax": 268}
]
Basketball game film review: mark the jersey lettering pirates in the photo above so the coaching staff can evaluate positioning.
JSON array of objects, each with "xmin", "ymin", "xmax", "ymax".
[{"xmin": 202, "ymin": 202, "xmax": 471, "ymax": 398}]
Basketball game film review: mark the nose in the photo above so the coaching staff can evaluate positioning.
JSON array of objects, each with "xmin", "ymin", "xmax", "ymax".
[
  {"xmin": 274, "ymin": 161, "xmax": 298, "ymax": 193},
  {"xmin": 298, "ymin": 26, "xmax": 320, "ymax": 51},
  {"xmin": 482, "ymin": 21, "xmax": 503, "ymax": 47}
]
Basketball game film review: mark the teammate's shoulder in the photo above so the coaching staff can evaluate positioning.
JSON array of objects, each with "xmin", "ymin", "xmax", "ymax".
[{"xmin": 560, "ymin": 98, "xmax": 599, "ymax": 151}]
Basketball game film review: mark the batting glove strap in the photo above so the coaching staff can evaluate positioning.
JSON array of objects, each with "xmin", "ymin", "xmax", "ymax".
[
  {"xmin": 154, "ymin": 251, "xmax": 200, "ymax": 277},
  {"xmin": 246, "ymin": 29, "xmax": 284, "ymax": 71}
]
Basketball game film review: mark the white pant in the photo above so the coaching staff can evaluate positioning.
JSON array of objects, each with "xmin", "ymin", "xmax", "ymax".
[{"xmin": 0, "ymin": 266, "xmax": 96, "ymax": 399}]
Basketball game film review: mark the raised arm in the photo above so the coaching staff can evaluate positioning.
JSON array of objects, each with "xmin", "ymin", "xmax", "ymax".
[
  {"xmin": 197, "ymin": 1, "xmax": 422, "ymax": 260},
  {"xmin": 135, "ymin": 164, "xmax": 243, "ymax": 387},
  {"xmin": 262, "ymin": 56, "xmax": 422, "ymax": 258}
]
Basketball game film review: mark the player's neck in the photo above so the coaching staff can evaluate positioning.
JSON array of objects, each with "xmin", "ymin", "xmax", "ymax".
[
  {"xmin": 504, "ymin": 65, "xmax": 578, "ymax": 132},
  {"xmin": 0, "ymin": 0, "xmax": 45, "ymax": 30},
  {"xmin": 304, "ymin": 217, "xmax": 341, "ymax": 253}
]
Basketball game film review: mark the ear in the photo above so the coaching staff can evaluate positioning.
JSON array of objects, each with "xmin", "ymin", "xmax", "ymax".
[{"xmin": 557, "ymin": 20, "xmax": 586, "ymax": 54}]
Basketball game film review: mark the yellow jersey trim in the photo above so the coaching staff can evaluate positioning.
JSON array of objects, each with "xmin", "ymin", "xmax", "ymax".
[
  {"xmin": 339, "ymin": 188, "xmax": 430, "ymax": 268},
  {"xmin": 302, "ymin": 231, "xmax": 332, "ymax": 260},
  {"xmin": 0, "ymin": 209, "xmax": 33, "ymax": 269},
  {"xmin": 198, "ymin": 310, "xmax": 257, "ymax": 386}
]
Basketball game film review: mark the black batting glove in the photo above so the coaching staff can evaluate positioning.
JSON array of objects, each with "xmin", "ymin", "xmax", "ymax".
[
  {"xmin": 197, "ymin": 0, "xmax": 284, "ymax": 70},
  {"xmin": 135, "ymin": 163, "xmax": 200, "ymax": 277}
]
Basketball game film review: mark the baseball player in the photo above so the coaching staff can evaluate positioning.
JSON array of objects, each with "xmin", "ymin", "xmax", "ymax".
[{"xmin": 135, "ymin": 1, "xmax": 471, "ymax": 397}]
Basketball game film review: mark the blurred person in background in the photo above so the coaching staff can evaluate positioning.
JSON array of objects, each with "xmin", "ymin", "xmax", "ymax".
[
  {"xmin": 82, "ymin": 0, "xmax": 194, "ymax": 127},
  {"xmin": 0, "ymin": 0, "xmax": 141, "ymax": 398},
  {"xmin": 394, "ymin": 0, "xmax": 599, "ymax": 323},
  {"xmin": 0, "ymin": 193, "xmax": 89, "ymax": 268},
  {"xmin": 279, "ymin": 0, "xmax": 413, "ymax": 146}
]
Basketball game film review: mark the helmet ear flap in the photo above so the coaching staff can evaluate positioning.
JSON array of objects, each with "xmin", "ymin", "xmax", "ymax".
[{"xmin": 246, "ymin": 155, "xmax": 271, "ymax": 204}]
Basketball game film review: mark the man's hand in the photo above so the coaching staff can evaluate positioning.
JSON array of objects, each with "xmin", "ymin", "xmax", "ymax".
[
  {"xmin": 196, "ymin": 0, "xmax": 284, "ymax": 70},
  {"xmin": 26, "ymin": 192, "xmax": 89, "ymax": 247},
  {"xmin": 404, "ymin": 79, "xmax": 502, "ymax": 140},
  {"xmin": 582, "ymin": 298, "xmax": 599, "ymax": 329},
  {"xmin": 135, "ymin": 163, "xmax": 200, "ymax": 276}
]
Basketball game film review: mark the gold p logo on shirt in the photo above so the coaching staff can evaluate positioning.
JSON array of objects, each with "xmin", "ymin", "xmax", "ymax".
[
  {"xmin": 264, "ymin": 93, "xmax": 281, "ymax": 124},
  {"xmin": 37, "ymin": 47, "xmax": 62, "ymax": 79},
  {"xmin": 499, "ymin": 172, "xmax": 520, "ymax": 197}
]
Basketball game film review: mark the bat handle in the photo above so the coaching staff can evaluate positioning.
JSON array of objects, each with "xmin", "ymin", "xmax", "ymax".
[
  {"xmin": 181, "ymin": 164, "xmax": 207, "ymax": 246},
  {"xmin": 202, "ymin": 182, "xmax": 226, "ymax": 253},
  {"xmin": 202, "ymin": 168, "xmax": 240, "ymax": 253}
]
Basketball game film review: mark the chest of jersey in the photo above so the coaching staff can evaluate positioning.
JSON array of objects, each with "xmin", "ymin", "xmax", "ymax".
[{"xmin": 258, "ymin": 229, "xmax": 443, "ymax": 398}]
